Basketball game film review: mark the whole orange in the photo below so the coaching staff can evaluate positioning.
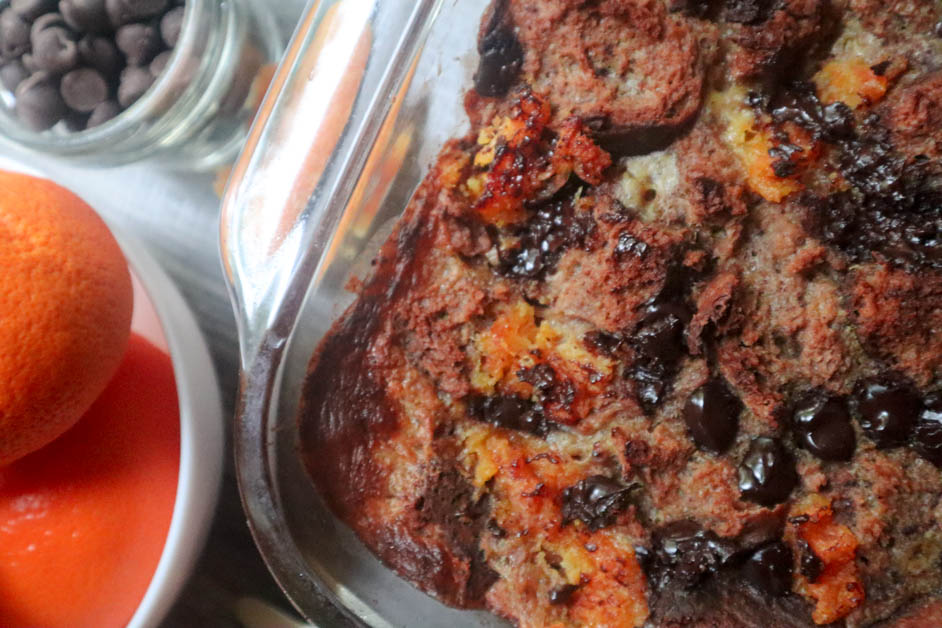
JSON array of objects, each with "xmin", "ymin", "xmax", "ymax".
[{"xmin": 0, "ymin": 170, "xmax": 133, "ymax": 465}]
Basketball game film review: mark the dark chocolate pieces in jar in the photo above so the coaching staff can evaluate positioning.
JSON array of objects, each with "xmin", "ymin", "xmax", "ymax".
[{"xmin": 0, "ymin": 0, "xmax": 186, "ymax": 132}]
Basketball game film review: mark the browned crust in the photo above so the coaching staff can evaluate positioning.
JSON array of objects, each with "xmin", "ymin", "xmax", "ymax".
[{"xmin": 505, "ymin": 0, "xmax": 708, "ymax": 153}]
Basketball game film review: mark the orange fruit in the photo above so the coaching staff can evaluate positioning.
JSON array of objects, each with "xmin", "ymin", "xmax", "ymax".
[
  {"xmin": 0, "ymin": 170, "xmax": 133, "ymax": 465},
  {"xmin": 0, "ymin": 333, "xmax": 180, "ymax": 628}
]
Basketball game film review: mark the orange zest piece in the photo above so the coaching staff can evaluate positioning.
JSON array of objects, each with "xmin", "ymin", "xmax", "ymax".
[
  {"xmin": 815, "ymin": 58, "xmax": 889, "ymax": 109},
  {"xmin": 471, "ymin": 92, "xmax": 611, "ymax": 226},
  {"xmin": 553, "ymin": 117, "xmax": 612, "ymax": 186},
  {"xmin": 789, "ymin": 494, "xmax": 865, "ymax": 624},
  {"xmin": 726, "ymin": 112, "xmax": 810, "ymax": 203},
  {"xmin": 550, "ymin": 528, "xmax": 648, "ymax": 628},
  {"xmin": 473, "ymin": 92, "xmax": 552, "ymax": 226},
  {"xmin": 473, "ymin": 301, "xmax": 539, "ymax": 390}
]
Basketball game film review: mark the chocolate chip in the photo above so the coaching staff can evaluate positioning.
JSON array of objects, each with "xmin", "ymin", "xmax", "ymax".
[
  {"xmin": 797, "ymin": 538, "xmax": 822, "ymax": 582},
  {"xmin": 148, "ymin": 48, "xmax": 168, "ymax": 75},
  {"xmin": 77, "ymin": 34, "xmax": 120, "ymax": 76},
  {"xmin": 548, "ymin": 584, "xmax": 579, "ymax": 605},
  {"xmin": 473, "ymin": 4, "xmax": 521, "ymax": 98},
  {"xmin": 497, "ymin": 193, "xmax": 595, "ymax": 280},
  {"xmin": 32, "ymin": 27, "xmax": 80, "ymax": 74},
  {"xmin": 792, "ymin": 392, "xmax": 856, "ymax": 461},
  {"xmin": 649, "ymin": 521, "xmax": 739, "ymax": 588},
  {"xmin": 561, "ymin": 475, "xmax": 638, "ymax": 531},
  {"xmin": 62, "ymin": 107, "xmax": 89, "ymax": 130},
  {"xmin": 870, "ymin": 60, "xmax": 891, "ymax": 77},
  {"xmin": 635, "ymin": 302, "xmax": 688, "ymax": 366},
  {"xmin": 0, "ymin": 58, "xmax": 29, "ymax": 90},
  {"xmin": 30, "ymin": 11, "xmax": 70, "ymax": 39},
  {"xmin": 85, "ymin": 96, "xmax": 118, "ymax": 126},
  {"xmin": 60, "ymin": 66, "xmax": 107, "ymax": 111},
  {"xmin": 158, "ymin": 4, "xmax": 182, "ymax": 47},
  {"xmin": 913, "ymin": 393, "xmax": 942, "ymax": 466},
  {"xmin": 631, "ymin": 301, "xmax": 689, "ymax": 411},
  {"xmin": 742, "ymin": 541, "xmax": 793, "ymax": 596},
  {"xmin": 20, "ymin": 52, "xmax": 37, "ymax": 71},
  {"xmin": 583, "ymin": 330, "xmax": 624, "ymax": 357},
  {"xmin": 854, "ymin": 376, "xmax": 920, "ymax": 449},
  {"xmin": 0, "ymin": 8, "xmax": 31, "ymax": 58},
  {"xmin": 738, "ymin": 437, "xmax": 798, "ymax": 506},
  {"xmin": 466, "ymin": 393, "xmax": 554, "ymax": 437},
  {"xmin": 105, "ymin": 0, "xmax": 167, "ymax": 27},
  {"xmin": 684, "ymin": 379, "xmax": 741, "ymax": 454},
  {"xmin": 14, "ymin": 72, "xmax": 66, "ymax": 130},
  {"xmin": 116, "ymin": 63, "xmax": 151, "ymax": 106},
  {"xmin": 60, "ymin": 0, "xmax": 111, "ymax": 34},
  {"xmin": 11, "ymin": 0, "xmax": 58, "ymax": 20},
  {"xmin": 115, "ymin": 22, "xmax": 161, "ymax": 66}
]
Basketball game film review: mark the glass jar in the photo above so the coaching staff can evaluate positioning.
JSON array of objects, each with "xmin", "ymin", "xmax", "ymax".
[{"xmin": 0, "ymin": 0, "xmax": 282, "ymax": 170}]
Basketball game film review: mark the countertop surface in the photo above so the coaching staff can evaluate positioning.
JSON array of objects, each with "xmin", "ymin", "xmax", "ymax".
[{"xmin": 4, "ymin": 2, "xmax": 318, "ymax": 626}]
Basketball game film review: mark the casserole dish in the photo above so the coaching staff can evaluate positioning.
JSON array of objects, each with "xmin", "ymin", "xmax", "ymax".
[
  {"xmin": 222, "ymin": 0, "xmax": 942, "ymax": 626},
  {"xmin": 222, "ymin": 1, "xmax": 505, "ymax": 626}
]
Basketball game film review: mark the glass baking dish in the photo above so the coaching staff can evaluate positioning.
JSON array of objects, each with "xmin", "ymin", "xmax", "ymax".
[{"xmin": 220, "ymin": 0, "xmax": 510, "ymax": 626}]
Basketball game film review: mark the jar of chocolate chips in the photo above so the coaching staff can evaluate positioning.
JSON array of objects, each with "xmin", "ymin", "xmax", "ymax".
[{"xmin": 0, "ymin": 0, "xmax": 281, "ymax": 168}]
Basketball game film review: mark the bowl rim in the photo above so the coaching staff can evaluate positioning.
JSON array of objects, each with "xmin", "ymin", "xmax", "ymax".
[{"xmin": 120, "ymin": 228, "xmax": 224, "ymax": 628}]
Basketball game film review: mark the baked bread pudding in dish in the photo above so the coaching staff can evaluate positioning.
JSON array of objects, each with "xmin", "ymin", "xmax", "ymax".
[{"xmin": 298, "ymin": 1, "xmax": 942, "ymax": 626}]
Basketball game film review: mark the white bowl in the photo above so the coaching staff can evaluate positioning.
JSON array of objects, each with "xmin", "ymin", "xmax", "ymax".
[{"xmin": 0, "ymin": 156, "xmax": 224, "ymax": 628}]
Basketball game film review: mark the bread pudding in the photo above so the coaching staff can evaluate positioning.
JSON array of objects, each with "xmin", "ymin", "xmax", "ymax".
[{"xmin": 299, "ymin": 1, "xmax": 942, "ymax": 625}]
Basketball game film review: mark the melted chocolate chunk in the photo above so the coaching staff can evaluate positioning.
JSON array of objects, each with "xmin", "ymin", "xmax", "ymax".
[
  {"xmin": 913, "ymin": 393, "xmax": 942, "ymax": 466},
  {"xmin": 756, "ymin": 83, "xmax": 942, "ymax": 270},
  {"xmin": 765, "ymin": 82, "xmax": 855, "ymax": 143},
  {"xmin": 548, "ymin": 584, "xmax": 579, "ymax": 605},
  {"xmin": 561, "ymin": 475, "xmax": 638, "ymax": 531},
  {"xmin": 583, "ymin": 330, "xmax": 624, "ymax": 357},
  {"xmin": 614, "ymin": 231, "xmax": 650, "ymax": 259},
  {"xmin": 806, "ymin": 150, "xmax": 942, "ymax": 271},
  {"xmin": 649, "ymin": 521, "xmax": 739, "ymax": 588},
  {"xmin": 742, "ymin": 541, "xmax": 793, "ymax": 597},
  {"xmin": 417, "ymin": 470, "xmax": 491, "ymax": 555},
  {"xmin": 631, "ymin": 301, "xmax": 690, "ymax": 411},
  {"xmin": 797, "ymin": 538, "xmax": 823, "ymax": 583},
  {"xmin": 738, "ymin": 437, "xmax": 798, "ymax": 506},
  {"xmin": 474, "ymin": 0, "xmax": 522, "ymax": 98},
  {"xmin": 467, "ymin": 394, "xmax": 554, "ymax": 437},
  {"xmin": 853, "ymin": 376, "xmax": 921, "ymax": 449},
  {"xmin": 498, "ymin": 195, "xmax": 595, "ymax": 280},
  {"xmin": 635, "ymin": 303, "xmax": 688, "ymax": 366},
  {"xmin": 792, "ymin": 392, "xmax": 856, "ymax": 461},
  {"xmin": 684, "ymin": 379, "xmax": 742, "ymax": 454}
]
